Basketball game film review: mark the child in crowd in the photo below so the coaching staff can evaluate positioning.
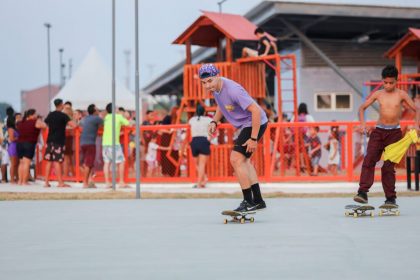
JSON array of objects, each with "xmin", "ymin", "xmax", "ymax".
[
  {"xmin": 308, "ymin": 126, "xmax": 322, "ymax": 176},
  {"xmin": 326, "ymin": 126, "xmax": 340, "ymax": 175},
  {"xmin": 145, "ymin": 134, "xmax": 171, "ymax": 177}
]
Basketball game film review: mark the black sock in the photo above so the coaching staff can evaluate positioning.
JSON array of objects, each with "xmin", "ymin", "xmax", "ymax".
[
  {"xmin": 251, "ymin": 183, "xmax": 263, "ymax": 203},
  {"xmin": 242, "ymin": 188, "xmax": 253, "ymax": 204}
]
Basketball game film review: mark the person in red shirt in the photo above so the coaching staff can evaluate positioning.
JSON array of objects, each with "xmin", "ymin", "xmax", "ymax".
[{"xmin": 16, "ymin": 109, "xmax": 47, "ymax": 185}]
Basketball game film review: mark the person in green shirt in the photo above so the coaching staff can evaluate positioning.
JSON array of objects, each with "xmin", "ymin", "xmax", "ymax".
[{"xmin": 102, "ymin": 103, "xmax": 130, "ymax": 188}]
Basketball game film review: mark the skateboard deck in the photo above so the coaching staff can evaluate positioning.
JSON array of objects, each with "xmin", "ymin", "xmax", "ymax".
[
  {"xmin": 221, "ymin": 210, "xmax": 256, "ymax": 224},
  {"xmin": 378, "ymin": 204, "xmax": 400, "ymax": 216},
  {"xmin": 345, "ymin": 205, "xmax": 375, "ymax": 218}
]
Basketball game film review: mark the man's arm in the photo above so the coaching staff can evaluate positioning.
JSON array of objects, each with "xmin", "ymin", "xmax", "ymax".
[
  {"xmin": 247, "ymin": 103, "xmax": 261, "ymax": 139},
  {"xmin": 67, "ymin": 120, "xmax": 77, "ymax": 128},
  {"xmin": 358, "ymin": 91, "xmax": 378, "ymax": 132},
  {"xmin": 241, "ymin": 103, "xmax": 262, "ymax": 153},
  {"xmin": 270, "ymin": 41, "xmax": 278, "ymax": 54},
  {"xmin": 212, "ymin": 106, "xmax": 223, "ymax": 123},
  {"xmin": 208, "ymin": 106, "xmax": 223, "ymax": 137},
  {"xmin": 35, "ymin": 119, "xmax": 47, "ymax": 129}
]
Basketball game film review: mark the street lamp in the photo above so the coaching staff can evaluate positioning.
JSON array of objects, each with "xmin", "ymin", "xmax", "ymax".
[
  {"xmin": 218, "ymin": 0, "xmax": 227, "ymax": 13},
  {"xmin": 44, "ymin": 23, "xmax": 52, "ymax": 110},
  {"xmin": 59, "ymin": 48, "xmax": 65, "ymax": 88}
]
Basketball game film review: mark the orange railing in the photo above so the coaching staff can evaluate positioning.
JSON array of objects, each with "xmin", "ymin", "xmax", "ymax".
[{"xmin": 34, "ymin": 120, "xmax": 416, "ymax": 184}]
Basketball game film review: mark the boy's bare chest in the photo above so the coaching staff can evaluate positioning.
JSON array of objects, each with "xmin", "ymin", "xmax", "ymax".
[{"xmin": 377, "ymin": 93, "xmax": 402, "ymax": 109}]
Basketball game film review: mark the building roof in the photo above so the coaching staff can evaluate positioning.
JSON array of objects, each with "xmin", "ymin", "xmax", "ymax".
[
  {"xmin": 385, "ymin": 28, "xmax": 420, "ymax": 58},
  {"xmin": 22, "ymin": 84, "xmax": 60, "ymax": 97}
]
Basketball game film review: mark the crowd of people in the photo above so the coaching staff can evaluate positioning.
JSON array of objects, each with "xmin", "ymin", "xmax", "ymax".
[
  {"xmin": 0, "ymin": 98, "xmax": 347, "ymax": 189},
  {"xmin": 0, "ymin": 99, "xmax": 190, "ymax": 188}
]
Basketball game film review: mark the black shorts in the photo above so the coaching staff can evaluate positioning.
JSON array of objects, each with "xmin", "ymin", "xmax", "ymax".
[
  {"xmin": 17, "ymin": 142, "xmax": 36, "ymax": 160},
  {"xmin": 44, "ymin": 143, "xmax": 65, "ymax": 162},
  {"xmin": 190, "ymin": 137, "xmax": 211, "ymax": 157},
  {"xmin": 233, "ymin": 123, "xmax": 267, "ymax": 158}
]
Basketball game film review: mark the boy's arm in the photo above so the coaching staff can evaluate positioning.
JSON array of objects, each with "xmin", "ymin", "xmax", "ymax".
[
  {"xmin": 311, "ymin": 143, "xmax": 322, "ymax": 155},
  {"xmin": 401, "ymin": 91, "xmax": 420, "ymax": 131},
  {"xmin": 358, "ymin": 91, "xmax": 378, "ymax": 132}
]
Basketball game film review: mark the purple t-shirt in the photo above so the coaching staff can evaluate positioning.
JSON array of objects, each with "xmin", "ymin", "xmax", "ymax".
[{"xmin": 213, "ymin": 78, "xmax": 268, "ymax": 129}]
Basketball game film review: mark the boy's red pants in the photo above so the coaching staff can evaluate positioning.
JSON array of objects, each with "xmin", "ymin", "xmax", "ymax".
[{"xmin": 359, "ymin": 127, "xmax": 402, "ymax": 199}]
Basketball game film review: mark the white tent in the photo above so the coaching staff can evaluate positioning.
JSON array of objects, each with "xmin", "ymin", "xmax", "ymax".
[{"xmin": 52, "ymin": 47, "xmax": 137, "ymax": 111}]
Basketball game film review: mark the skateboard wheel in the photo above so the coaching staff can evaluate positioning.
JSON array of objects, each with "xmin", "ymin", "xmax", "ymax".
[
  {"xmin": 250, "ymin": 217, "xmax": 255, "ymax": 223},
  {"xmin": 379, "ymin": 211, "xmax": 383, "ymax": 216},
  {"xmin": 353, "ymin": 213, "xmax": 358, "ymax": 218},
  {"xmin": 345, "ymin": 212, "xmax": 349, "ymax": 217},
  {"xmin": 240, "ymin": 218, "xmax": 245, "ymax": 224},
  {"xmin": 396, "ymin": 210, "xmax": 400, "ymax": 216},
  {"xmin": 370, "ymin": 212, "xmax": 374, "ymax": 217},
  {"xmin": 223, "ymin": 219, "xmax": 228, "ymax": 224}
]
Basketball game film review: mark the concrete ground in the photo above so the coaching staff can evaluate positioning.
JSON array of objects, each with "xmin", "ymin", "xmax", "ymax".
[
  {"xmin": 1, "ymin": 197, "xmax": 420, "ymax": 280},
  {"xmin": 0, "ymin": 180, "xmax": 412, "ymax": 194}
]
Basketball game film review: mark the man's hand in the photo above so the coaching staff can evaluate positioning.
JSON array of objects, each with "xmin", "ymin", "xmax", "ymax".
[
  {"xmin": 242, "ymin": 138, "xmax": 258, "ymax": 153},
  {"xmin": 208, "ymin": 122, "xmax": 217, "ymax": 138}
]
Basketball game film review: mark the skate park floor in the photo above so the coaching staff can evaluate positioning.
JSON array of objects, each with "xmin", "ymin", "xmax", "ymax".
[{"xmin": 1, "ymin": 197, "xmax": 420, "ymax": 279}]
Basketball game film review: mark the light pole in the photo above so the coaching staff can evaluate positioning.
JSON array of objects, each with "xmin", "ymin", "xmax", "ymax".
[
  {"xmin": 44, "ymin": 23, "xmax": 52, "ymax": 110},
  {"xmin": 111, "ymin": 0, "xmax": 117, "ymax": 190},
  {"xmin": 218, "ymin": 0, "xmax": 227, "ymax": 13},
  {"xmin": 59, "ymin": 48, "xmax": 64, "ymax": 88},
  {"xmin": 134, "ymin": 0, "xmax": 141, "ymax": 199}
]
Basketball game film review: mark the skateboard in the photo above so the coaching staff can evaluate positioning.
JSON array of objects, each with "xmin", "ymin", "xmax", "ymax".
[
  {"xmin": 378, "ymin": 204, "xmax": 400, "ymax": 216},
  {"xmin": 345, "ymin": 205, "xmax": 375, "ymax": 218},
  {"xmin": 221, "ymin": 210, "xmax": 256, "ymax": 224}
]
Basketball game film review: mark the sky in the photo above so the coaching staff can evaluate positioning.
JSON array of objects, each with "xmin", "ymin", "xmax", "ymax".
[
  {"xmin": 0, "ymin": 0, "xmax": 261, "ymax": 111},
  {"xmin": 1, "ymin": 0, "xmax": 419, "ymax": 112}
]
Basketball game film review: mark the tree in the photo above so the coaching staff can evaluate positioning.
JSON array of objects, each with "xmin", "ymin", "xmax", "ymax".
[{"xmin": 0, "ymin": 103, "xmax": 14, "ymax": 122}]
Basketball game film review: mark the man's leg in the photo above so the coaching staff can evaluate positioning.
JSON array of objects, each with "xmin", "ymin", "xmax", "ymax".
[
  {"xmin": 381, "ymin": 160, "xmax": 397, "ymax": 200},
  {"xmin": 245, "ymin": 159, "xmax": 265, "ymax": 206},
  {"xmin": 44, "ymin": 161, "xmax": 52, "ymax": 187},
  {"xmin": 55, "ymin": 162, "xmax": 67, "ymax": 187},
  {"xmin": 230, "ymin": 151, "xmax": 252, "ymax": 190},
  {"xmin": 103, "ymin": 162, "xmax": 110, "ymax": 187},
  {"xmin": 230, "ymin": 151, "xmax": 254, "ymax": 211},
  {"xmin": 82, "ymin": 165, "xmax": 91, "ymax": 187},
  {"xmin": 358, "ymin": 130, "xmax": 383, "ymax": 192},
  {"xmin": 118, "ymin": 162, "xmax": 126, "ymax": 186}
]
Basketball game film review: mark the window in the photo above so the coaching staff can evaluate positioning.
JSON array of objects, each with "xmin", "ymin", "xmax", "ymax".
[{"xmin": 315, "ymin": 92, "xmax": 352, "ymax": 112}]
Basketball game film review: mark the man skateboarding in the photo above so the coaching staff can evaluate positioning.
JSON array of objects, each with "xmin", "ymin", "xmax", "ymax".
[
  {"xmin": 199, "ymin": 64, "xmax": 268, "ymax": 213},
  {"xmin": 354, "ymin": 65, "xmax": 419, "ymax": 206}
]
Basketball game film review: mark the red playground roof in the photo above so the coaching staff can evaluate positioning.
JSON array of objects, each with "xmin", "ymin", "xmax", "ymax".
[{"xmin": 173, "ymin": 11, "xmax": 276, "ymax": 47}]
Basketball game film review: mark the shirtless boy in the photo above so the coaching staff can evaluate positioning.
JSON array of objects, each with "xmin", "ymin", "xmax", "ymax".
[{"xmin": 354, "ymin": 65, "xmax": 419, "ymax": 206}]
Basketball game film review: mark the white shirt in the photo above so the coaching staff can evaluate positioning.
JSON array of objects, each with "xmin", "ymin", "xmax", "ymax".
[
  {"xmin": 146, "ymin": 142, "xmax": 159, "ymax": 162},
  {"xmin": 189, "ymin": 116, "xmax": 212, "ymax": 138}
]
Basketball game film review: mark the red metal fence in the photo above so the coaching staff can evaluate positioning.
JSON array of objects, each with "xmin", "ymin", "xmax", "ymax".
[{"xmin": 35, "ymin": 120, "xmax": 416, "ymax": 184}]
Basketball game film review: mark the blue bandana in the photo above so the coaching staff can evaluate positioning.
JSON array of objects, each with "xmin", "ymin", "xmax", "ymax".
[{"xmin": 198, "ymin": 64, "xmax": 220, "ymax": 79}]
